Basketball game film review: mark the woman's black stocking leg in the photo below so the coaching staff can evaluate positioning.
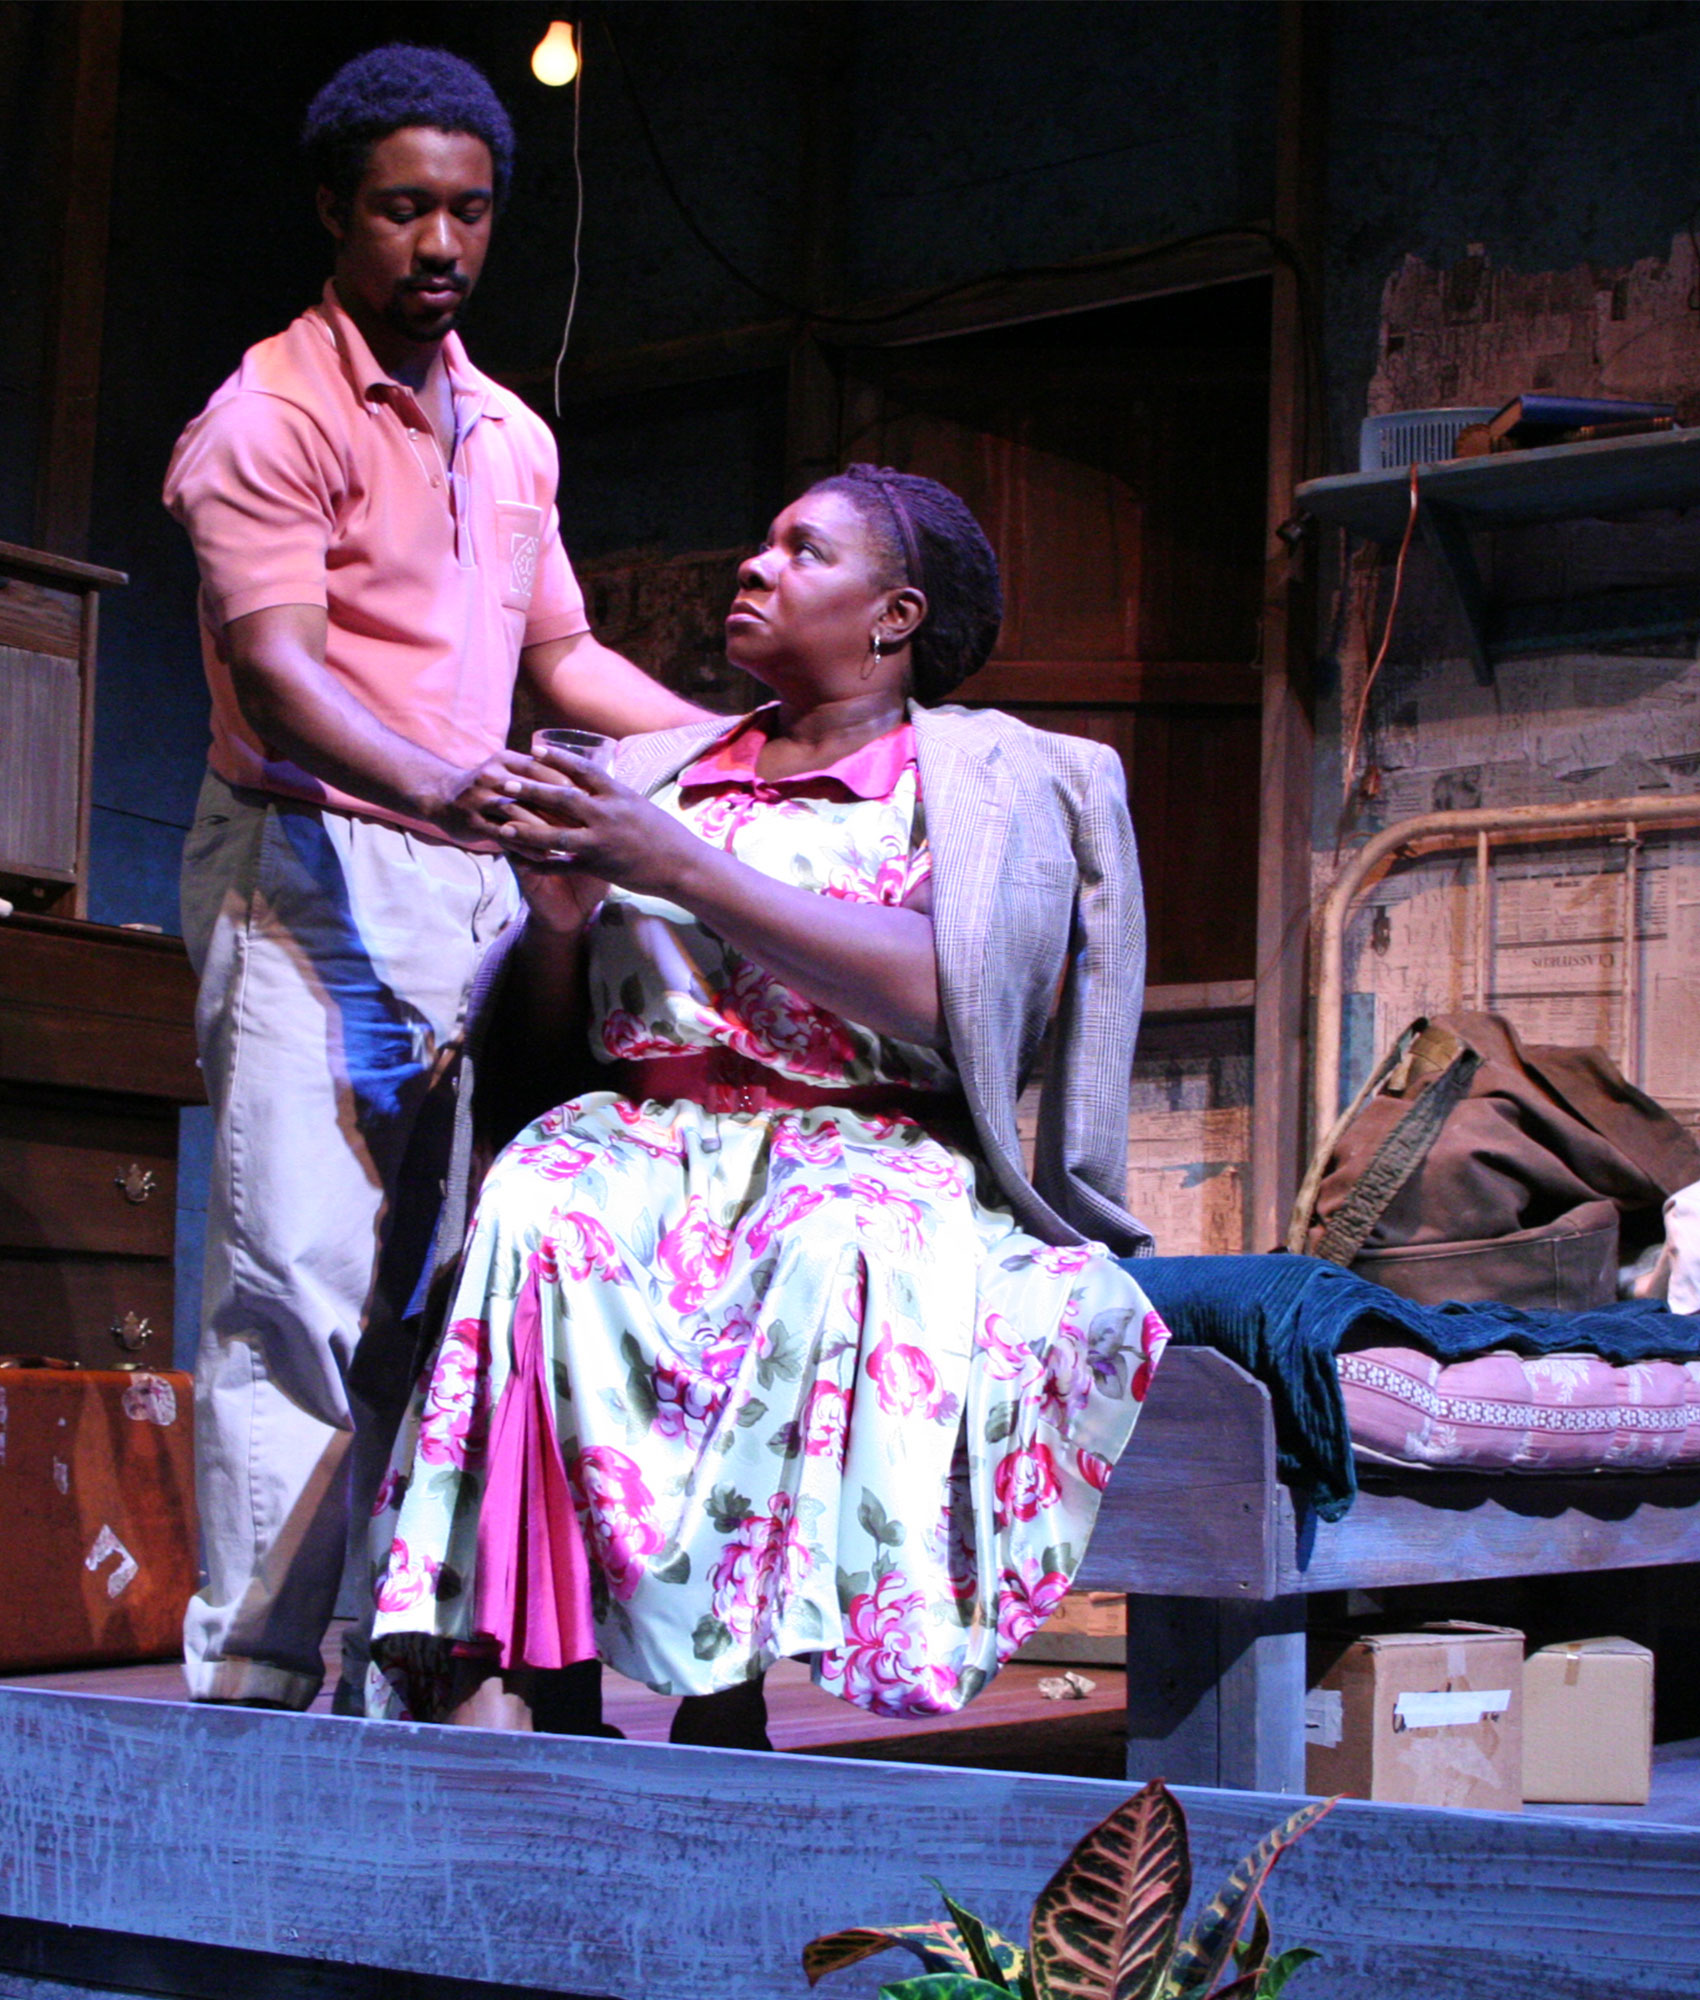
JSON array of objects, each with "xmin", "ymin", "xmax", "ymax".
[
  {"xmin": 669, "ymin": 1673, "xmax": 771, "ymax": 1751},
  {"xmin": 530, "ymin": 1657, "xmax": 625, "ymax": 1739}
]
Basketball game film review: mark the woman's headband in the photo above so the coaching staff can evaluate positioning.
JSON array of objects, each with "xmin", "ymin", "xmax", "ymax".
[{"xmin": 870, "ymin": 474, "xmax": 926, "ymax": 597}]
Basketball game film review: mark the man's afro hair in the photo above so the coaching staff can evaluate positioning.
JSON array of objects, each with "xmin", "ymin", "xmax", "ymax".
[{"xmin": 303, "ymin": 44, "xmax": 516, "ymax": 207}]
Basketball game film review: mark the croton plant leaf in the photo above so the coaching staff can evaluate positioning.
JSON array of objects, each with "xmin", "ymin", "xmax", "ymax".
[
  {"xmin": 1254, "ymin": 1947, "xmax": 1321, "ymax": 1998},
  {"xmin": 804, "ymin": 1922, "xmax": 984, "ymax": 1986},
  {"xmin": 878, "ymin": 1979, "xmax": 1022, "ymax": 2000},
  {"xmin": 940, "ymin": 1891, "xmax": 1024, "ymax": 1990},
  {"xmin": 1164, "ymin": 1798, "xmax": 1338, "ymax": 2000},
  {"xmin": 1232, "ymin": 1896, "xmax": 1270, "ymax": 1981},
  {"xmin": 1027, "ymin": 1778, "xmax": 1192, "ymax": 2000}
]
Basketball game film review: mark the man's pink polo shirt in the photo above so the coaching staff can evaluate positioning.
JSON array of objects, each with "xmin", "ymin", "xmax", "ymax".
[{"xmin": 164, "ymin": 281, "xmax": 590, "ymax": 832}]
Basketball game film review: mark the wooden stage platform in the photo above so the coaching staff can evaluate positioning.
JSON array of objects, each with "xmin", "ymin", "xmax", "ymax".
[
  {"xmin": 2, "ymin": 1623, "xmax": 1134, "ymax": 1777},
  {"xmin": 1, "ymin": 1642, "xmax": 1698, "ymax": 1998}
]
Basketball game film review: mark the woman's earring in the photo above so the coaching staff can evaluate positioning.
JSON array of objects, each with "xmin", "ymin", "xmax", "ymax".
[{"xmin": 861, "ymin": 631, "xmax": 885, "ymax": 680}]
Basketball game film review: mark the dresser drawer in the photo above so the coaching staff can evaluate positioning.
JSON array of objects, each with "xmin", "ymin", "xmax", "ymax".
[
  {"xmin": 0, "ymin": 1256, "xmax": 175, "ymax": 1368},
  {"xmin": 0, "ymin": 1108, "xmax": 177, "ymax": 1257}
]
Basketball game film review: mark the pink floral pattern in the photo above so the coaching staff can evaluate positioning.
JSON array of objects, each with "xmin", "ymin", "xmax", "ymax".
[
  {"xmin": 1131, "ymin": 1310, "xmax": 1171, "ymax": 1404},
  {"xmin": 867, "ymin": 1325, "xmax": 949, "ymax": 1421},
  {"xmin": 374, "ymin": 1535, "xmax": 438, "ymax": 1614},
  {"xmin": 849, "ymin": 1175, "xmax": 927, "ymax": 1252},
  {"xmin": 652, "ymin": 1356, "xmax": 729, "ymax": 1447},
  {"xmin": 611, "ymin": 1099, "xmax": 687, "ymax": 1157},
  {"xmin": 997, "ymin": 1557, "xmax": 1072, "ymax": 1653},
  {"xmin": 1037, "ymin": 1307, "xmax": 1095, "ymax": 1432},
  {"xmin": 993, "ymin": 1442, "xmax": 1063, "ymax": 1526},
  {"xmin": 744, "ymin": 1180, "xmax": 835, "ymax": 1258},
  {"xmin": 601, "ymin": 1009, "xmax": 681, "ymax": 1061},
  {"xmin": 708, "ymin": 1494, "xmax": 815, "ymax": 1645},
  {"xmin": 718, "ymin": 958, "xmax": 862, "ymax": 1081},
  {"xmin": 802, "ymin": 1380, "xmax": 852, "ymax": 1465},
  {"xmin": 569, "ymin": 1446, "xmax": 665, "ymax": 1602},
  {"xmin": 976, "ymin": 1308, "xmax": 1044, "ymax": 1388},
  {"xmin": 771, "ymin": 1119, "xmax": 845, "ymax": 1168},
  {"xmin": 657, "ymin": 1197, "xmax": 735, "ymax": 1311},
  {"xmin": 541, "ymin": 1214, "xmax": 627, "ymax": 1286},
  {"xmin": 416, "ymin": 1316, "xmax": 489, "ymax": 1469},
  {"xmin": 366, "ymin": 723, "xmax": 1161, "ymax": 1725},
  {"xmin": 818, "ymin": 1571, "xmax": 961, "ymax": 1716},
  {"xmin": 1076, "ymin": 1448, "xmax": 1114, "ymax": 1492}
]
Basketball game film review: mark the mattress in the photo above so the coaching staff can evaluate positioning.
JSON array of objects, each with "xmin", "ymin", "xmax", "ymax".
[{"xmin": 1340, "ymin": 1345, "xmax": 1700, "ymax": 1473}]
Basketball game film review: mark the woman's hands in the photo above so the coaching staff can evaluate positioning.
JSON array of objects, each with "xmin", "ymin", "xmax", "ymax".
[
  {"xmin": 496, "ymin": 750, "xmax": 692, "ymax": 896},
  {"xmin": 497, "ymin": 748, "xmax": 942, "ymax": 1047}
]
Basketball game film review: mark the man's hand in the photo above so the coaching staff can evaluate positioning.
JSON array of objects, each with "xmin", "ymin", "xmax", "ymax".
[{"xmin": 427, "ymin": 747, "xmax": 560, "ymax": 845}]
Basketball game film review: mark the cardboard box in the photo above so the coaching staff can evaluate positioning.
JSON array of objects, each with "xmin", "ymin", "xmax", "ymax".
[
  {"xmin": 1522, "ymin": 1637, "xmax": 1654, "ymax": 1805},
  {"xmin": 1013, "ymin": 1590, "xmax": 1127, "ymax": 1665},
  {"xmin": 1306, "ymin": 1622, "xmax": 1523, "ymax": 1812}
]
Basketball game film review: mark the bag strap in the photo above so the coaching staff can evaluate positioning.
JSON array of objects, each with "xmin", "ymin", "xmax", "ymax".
[
  {"xmin": 1285, "ymin": 1019, "xmax": 1422, "ymax": 1253},
  {"xmin": 1310, "ymin": 1024, "xmax": 1483, "ymax": 1266}
]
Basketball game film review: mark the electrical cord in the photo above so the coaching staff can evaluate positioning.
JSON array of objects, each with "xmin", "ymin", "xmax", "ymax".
[
  {"xmin": 550, "ymin": 44, "xmax": 586, "ymax": 418},
  {"xmin": 1341, "ymin": 461, "xmax": 1421, "ymax": 809}
]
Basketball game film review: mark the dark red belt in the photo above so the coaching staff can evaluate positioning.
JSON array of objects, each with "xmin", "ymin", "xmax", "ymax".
[{"xmin": 614, "ymin": 1048, "xmax": 963, "ymax": 1123}]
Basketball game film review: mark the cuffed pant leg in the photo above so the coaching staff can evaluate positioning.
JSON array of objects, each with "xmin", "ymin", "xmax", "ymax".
[{"xmin": 180, "ymin": 775, "xmax": 518, "ymax": 1707}]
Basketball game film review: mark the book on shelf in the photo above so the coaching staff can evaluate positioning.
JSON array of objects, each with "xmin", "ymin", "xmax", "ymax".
[{"xmin": 1457, "ymin": 393, "xmax": 1679, "ymax": 454}]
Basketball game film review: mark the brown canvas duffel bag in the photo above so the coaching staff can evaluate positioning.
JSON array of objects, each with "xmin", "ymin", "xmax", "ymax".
[
  {"xmin": 0, "ymin": 1361, "xmax": 197, "ymax": 1673},
  {"xmin": 1287, "ymin": 1012, "xmax": 1700, "ymax": 1311}
]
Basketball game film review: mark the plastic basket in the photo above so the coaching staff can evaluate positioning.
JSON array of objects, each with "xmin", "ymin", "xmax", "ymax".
[{"xmin": 1358, "ymin": 407, "xmax": 1498, "ymax": 474}]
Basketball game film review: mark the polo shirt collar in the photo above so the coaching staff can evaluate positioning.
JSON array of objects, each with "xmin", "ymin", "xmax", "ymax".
[
  {"xmin": 679, "ymin": 705, "xmax": 916, "ymax": 799},
  {"xmin": 312, "ymin": 279, "xmax": 497, "ymax": 422}
]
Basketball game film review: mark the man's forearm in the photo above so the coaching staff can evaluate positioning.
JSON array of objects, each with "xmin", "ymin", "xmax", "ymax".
[
  {"xmin": 239, "ymin": 658, "xmax": 464, "ymax": 820},
  {"xmin": 223, "ymin": 602, "xmax": 476, "ymax": 827}
]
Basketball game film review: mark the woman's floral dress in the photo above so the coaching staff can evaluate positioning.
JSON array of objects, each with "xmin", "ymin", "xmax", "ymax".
[{"xmin": 366, "ymin": 716, "xmax": 1167, "ymax": 1721}]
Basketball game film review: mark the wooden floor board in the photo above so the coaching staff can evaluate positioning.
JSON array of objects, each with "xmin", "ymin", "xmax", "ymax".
[{"xmin": 1, "ymin": 1626, "xmax": 1131, "ymax": 1778}]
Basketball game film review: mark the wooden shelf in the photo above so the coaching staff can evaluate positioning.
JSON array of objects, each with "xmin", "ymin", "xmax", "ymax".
[
  {"xmin": 1295, "ymin": 430, "xmax": 1700, "ymax": 682},
  {"xmin": 1297, "ymin": 427, "xmax": 1700, "ymax": 539}
]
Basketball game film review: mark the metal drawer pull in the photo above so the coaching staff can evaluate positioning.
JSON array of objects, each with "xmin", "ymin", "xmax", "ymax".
[
  {"xmin": 115, "ymin": 1165, "xmax": 157, "ymax": 1204},
  {"xmin": 110, "ymin": 1313, "xmax": 153, "ymax": 1353}
]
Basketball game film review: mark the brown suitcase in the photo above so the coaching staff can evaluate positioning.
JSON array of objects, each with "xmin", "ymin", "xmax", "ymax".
[{"xmin": 0, "ymin": 1361, "xmax": 197, "ymax": 1671}]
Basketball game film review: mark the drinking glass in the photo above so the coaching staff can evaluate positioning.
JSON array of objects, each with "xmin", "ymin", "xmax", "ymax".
[{"xmin": 531, "ymin": 726, "xmax": 614, "ymax": 770}]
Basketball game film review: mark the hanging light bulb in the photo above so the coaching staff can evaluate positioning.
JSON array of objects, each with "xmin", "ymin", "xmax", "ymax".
[{"xmin": 531, "ymin": 20, "xmax": 579, "ymax": 87}]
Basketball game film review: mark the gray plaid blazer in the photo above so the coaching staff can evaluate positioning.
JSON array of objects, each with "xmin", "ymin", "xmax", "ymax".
[{"xmin": 610, "ymin": 702, "xmax": 1153, "ymax": 1257}]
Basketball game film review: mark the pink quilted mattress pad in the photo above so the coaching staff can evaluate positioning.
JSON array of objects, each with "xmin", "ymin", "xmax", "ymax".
[{"xmin": 1340, "ymin": 1346, "xmax": 1700, "ymax": 1473}]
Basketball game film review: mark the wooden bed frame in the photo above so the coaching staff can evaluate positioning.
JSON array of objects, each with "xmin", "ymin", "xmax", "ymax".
[{"xmin": 1077, "ymin": 1346, "xmax": 1700, "ymax": 1793}]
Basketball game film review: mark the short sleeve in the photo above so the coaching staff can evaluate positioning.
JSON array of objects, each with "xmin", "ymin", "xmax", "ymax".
[
  {"xmin": 163, "ymin": 392, "xmax": 339, "ymax": 624},
  {"xmin": 522, "ymin": 501, "xmax": 591, "ymax": 649}
]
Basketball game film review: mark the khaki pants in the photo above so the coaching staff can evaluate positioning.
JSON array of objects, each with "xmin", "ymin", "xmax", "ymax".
[{"xmin": 179, "ymin": 771, "xmax": 519, "ymax": 1707}]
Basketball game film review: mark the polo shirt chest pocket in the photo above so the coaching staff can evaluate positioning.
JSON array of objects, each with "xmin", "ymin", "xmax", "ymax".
[{"xmin": 492, "ymin": 501, "xmax": 544, "ymax": 611}]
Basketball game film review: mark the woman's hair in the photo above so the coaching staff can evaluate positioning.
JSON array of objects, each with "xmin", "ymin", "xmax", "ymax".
[
  {"xmin": 302, "ymin": 45, "xmax": 516, "ymax": 209},
  {"xmin": 812, "ymin": 464, "xmax": 1003, "ymax": 703}
]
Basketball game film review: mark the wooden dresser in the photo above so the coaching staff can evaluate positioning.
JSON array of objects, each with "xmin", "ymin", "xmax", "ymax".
[{"xmin": 0, "ymin": 915, "xmax": 203, "ymax": 1369}]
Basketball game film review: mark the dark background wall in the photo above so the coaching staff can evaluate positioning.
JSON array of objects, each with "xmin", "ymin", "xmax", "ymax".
[
  {"xmin": 1324, "ymin": 0, "xmax": 1700, "ymax": 474},
  {"xmin": 9, "ymin": 0, "xmax": 1700, "ymax": 933},
  {"xmin": 5, "ymin": 0, "xmax": 1279, "ymax": 933}
]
